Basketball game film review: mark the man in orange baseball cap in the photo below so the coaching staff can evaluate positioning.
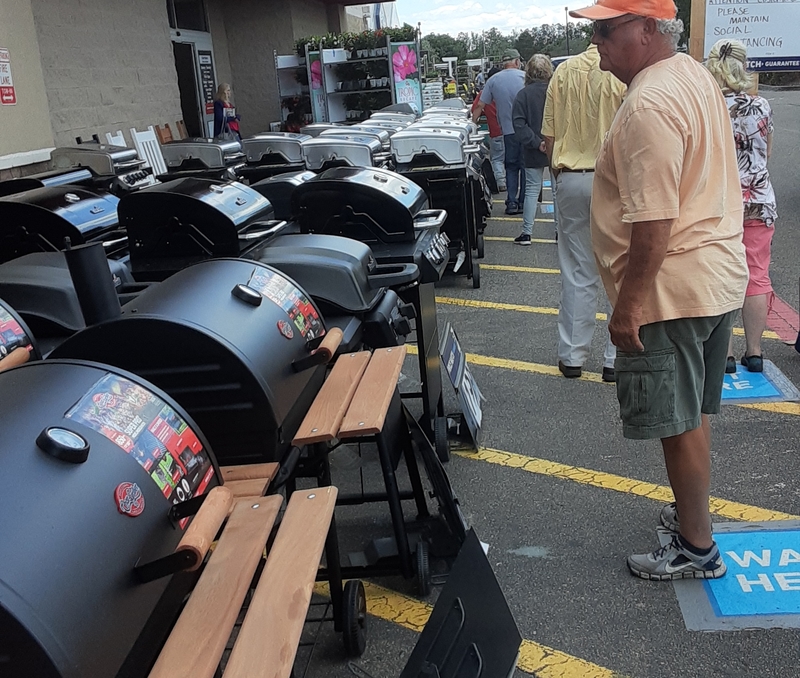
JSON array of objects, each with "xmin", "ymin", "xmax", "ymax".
[
  {"xmin": 569, "ymin": 0, "xmax": 677, "ymax": 20},
  {"xmin": 570, "ymin": 0, "xmax": 749, "ymax": 582}
]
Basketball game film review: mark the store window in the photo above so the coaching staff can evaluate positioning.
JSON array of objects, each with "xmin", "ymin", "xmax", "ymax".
[{"xmin": 166, "ymin": 0, "xmax": 208, "ymax": 32}]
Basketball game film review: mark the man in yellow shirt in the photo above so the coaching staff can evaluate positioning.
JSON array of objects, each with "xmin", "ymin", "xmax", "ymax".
[
  {"xmin": 542, "ymin": 45, "xmax": 626, "ymax": 383},
  {"xmin": 570, "ymin": 0, "xmax": 748, "ymax": 580}
]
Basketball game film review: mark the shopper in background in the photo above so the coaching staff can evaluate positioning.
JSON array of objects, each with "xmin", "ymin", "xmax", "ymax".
[
  {"xmin": 472, "ymin": 49, "xmax": 526, "ymax": 214},
  {"xmin": 471, "ymin": 66, "xmax": 505, "ymax": 192},
  {"xmin": 542, "ymin": 44, "xmax": 625, "ymax": 380},
  {"xmin": 213, "ymin": 83, "xmax": 241, "ymax": 140},
  {"xmin": 511, "ymin": 54, "xmax": 553, "ymax": 245},
  {"xmin": 705, "ymin": 39, "xmax": 777, "ymax": 374}
]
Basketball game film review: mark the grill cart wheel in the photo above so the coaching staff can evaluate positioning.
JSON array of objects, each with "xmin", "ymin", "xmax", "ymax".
[
  {"xmin": 471, "ymin": 262, "xmax": 481, "ymax": 289},
  {"xmin": 476, "ymin": 232, "xmax": 485, "ymax": 259},
  {"xmin": 416, "ymin": 540, "xmax": 432, "ymax": 597},
  {"xmin": 342, "ymin": 579, "xmax": 368, "ymax": 657},
  {"xmin": 435, "ymin": 416, "xmax": 450, "ymax": 463}
]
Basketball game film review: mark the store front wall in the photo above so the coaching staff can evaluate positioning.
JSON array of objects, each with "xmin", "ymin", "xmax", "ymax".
[
  {"xmin": 0, "ymin": 0, "xmax": 55, "ymax": 172},
  {"xmin": 29, "ymin": 0, "xmax": 182, "ymax": 148},
  {"xmin": 1, "ymin": 0, "xmax": 345, "ymax": 173}
]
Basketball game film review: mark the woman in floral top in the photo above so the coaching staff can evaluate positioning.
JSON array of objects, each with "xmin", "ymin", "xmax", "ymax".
[{"xmin": 706, "ymin": 39, "xmax": 776, "ymax": 373}]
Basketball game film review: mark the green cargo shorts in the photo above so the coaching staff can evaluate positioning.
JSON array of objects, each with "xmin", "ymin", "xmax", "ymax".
[{"xmin": 615, "ymin": 311, "xmax": 736, "ymax": 440}]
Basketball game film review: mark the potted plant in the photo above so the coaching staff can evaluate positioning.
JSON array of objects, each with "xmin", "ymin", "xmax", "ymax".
[{"xmin": 354, "ymin": 31, "xmax": 371, "ymax": 59}]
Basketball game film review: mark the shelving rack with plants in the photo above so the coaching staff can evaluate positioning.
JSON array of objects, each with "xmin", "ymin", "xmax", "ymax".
[
  {"xmin": 321, "ymin": 32, "xmax": 394, "ymax": 124},
  {"xmin": 273, "ymin": 49, "xmax": 312, "ymax": 127},
  {"xmin": 292, "ymin": 25, "xmax": 421, "ymax": 123}
]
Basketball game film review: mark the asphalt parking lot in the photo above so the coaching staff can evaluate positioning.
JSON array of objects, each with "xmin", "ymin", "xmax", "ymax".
[{"xmin": 303, "ymin": 88, "xmax": 800, "ymax": 678}]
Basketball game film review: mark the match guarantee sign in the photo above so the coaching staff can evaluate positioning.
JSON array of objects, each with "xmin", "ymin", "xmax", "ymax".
[{"xmin": 704, "ymin": 0, "xmax": 800, "ymax": 71}]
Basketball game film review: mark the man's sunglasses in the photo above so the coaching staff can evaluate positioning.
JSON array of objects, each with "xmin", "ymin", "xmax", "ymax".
[{"xmin": 593, "ymin": 15, "xmax": 645, "ymax": 39}]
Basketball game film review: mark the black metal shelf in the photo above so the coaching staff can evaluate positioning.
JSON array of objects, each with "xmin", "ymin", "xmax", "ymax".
[
  {"xmin": 341, "ymin": 55, "xmax": 389, "ymax": 63},
  {"xmin": 331, "ymin": 87, "xmax": 391, "ymax": 95}
]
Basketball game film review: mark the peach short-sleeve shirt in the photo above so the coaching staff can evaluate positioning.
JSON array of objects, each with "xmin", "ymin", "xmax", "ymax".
[{"xmin": 591, "ymin": 54, "xmax": 748, "ymax": 325}]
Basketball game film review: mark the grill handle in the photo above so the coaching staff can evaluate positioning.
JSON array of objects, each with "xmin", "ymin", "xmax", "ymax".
[
  {"xmin": 368, "ymin": 263, "xmax": 420, "ymax": 289},
  {"xmin": 133, "ymin": 486, "xmax": 234, "ymax": 583},
  {"xmin": 238, "ymin": 220, "xmax": 288, "ymax": 241},
  {"xmin": 413, "ymin": 209, "xmax": 447, "ymax": 231},
  {"xmin": 0, "ymin": 347, "xmax": 29, "ymax": 373},
  {"xmin": 175, "ymin": 486, "xmax": 234, "ymax": 571},
  {"xmin": 292, "ymin": 327, "xmax": 343, "ymax": 373}
]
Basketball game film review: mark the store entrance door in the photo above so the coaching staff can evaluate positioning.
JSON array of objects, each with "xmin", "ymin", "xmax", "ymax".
[{"xmin": 170, "ymin": 30, "xmax": 216, "ymax": 138}]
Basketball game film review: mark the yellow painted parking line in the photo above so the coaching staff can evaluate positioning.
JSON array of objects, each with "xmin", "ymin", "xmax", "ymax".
[
  {"xmin": 315, "ymin": 581, "xmax": 622, "ymax": 677},
  {"xmin": 438, "ymin": 296, "xmax": 559, "ymax": 316},
  {"xmin": 457, "ymin": 447, "xmax": 800, "ymax": 523},
  {"xmin": 406, "ymin": 344, "xmax": 800, "ymax": 415},
  {"xmin": 435, "ymin": 296, "xmax": 781, "ymax": 341},
  {"xmin": 486, "ymin": 235, "xmax": 557, "ymax": 244},
  {"xmin": 494, "ymin": 199, "xmax": 553, "ymax": 204},
  {"xmin": 481, "ymin": 263, "xmax": 560, "ymax": 274},
  {"xmin": 490, "ymin": 216, "xmax": 555, "ymax": 222}
]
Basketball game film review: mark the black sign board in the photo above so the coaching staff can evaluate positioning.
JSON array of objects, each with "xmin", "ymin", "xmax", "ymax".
[{"xmin": 198, "ymin": 50, "xmax": 216, "ymax": 115}]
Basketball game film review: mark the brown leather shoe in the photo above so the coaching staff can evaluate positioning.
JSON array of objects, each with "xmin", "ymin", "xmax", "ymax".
[{"xmin": 558, "ymin": 361, "xmax": 582, "ymax": 379}]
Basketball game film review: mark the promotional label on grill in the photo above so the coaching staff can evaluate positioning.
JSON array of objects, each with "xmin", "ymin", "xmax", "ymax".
[
  {"xmin": 66, "ymin": 374, "xmax": 214, "ymax": 525},
  {"xmin": 0, "ymin": 305, "xmax": 32, "ymax": 357},
  {"xmin": 247, "ymin": 267, "xmax": 324, "ymax": 339}
]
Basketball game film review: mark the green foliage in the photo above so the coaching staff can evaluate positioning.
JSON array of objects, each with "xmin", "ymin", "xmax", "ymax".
[
  {"xmin": 512, "ymin": 23, "xmax": 593, "ymax": 60},
  {"xmin": 420, "ymin": 22, "xmax": 592, "ymax": 65},
  {"xmin": 386, "ymin": 24, "xmax": 418, "ymax": 43}
]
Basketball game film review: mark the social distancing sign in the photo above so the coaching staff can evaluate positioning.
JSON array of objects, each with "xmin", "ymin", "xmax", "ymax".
[
  {"xmin": 721, "ymin": 360, "xmax": 800, "ymax": 405},
  {"xmin": 664, "ymin": 522, "xmax": 800, "ymax": 631}
]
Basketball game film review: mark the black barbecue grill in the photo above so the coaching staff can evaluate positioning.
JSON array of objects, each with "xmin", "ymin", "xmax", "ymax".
[
  {"xmin": 0, "ymin": 297, "xmax": 40, "ymax": 362},
  {"xmin": 50, "ymin": 258, "xmax": 332, "ymax": 467},
  {"xmin": 292, "ymin": 166, "xmax": 450, "ymax": 451},
  {"xmin": 391, "ymin": 123, "xmax": 491, "ymax": 288},
  {"xmin": 249, "ymin": 170, "xmax": 317, "ymax": 220},
  {"xmin": 300, "ymin": 134, "xmax": 388, "ymax": 171},
  {"xmin": 292, "ymin": 166, "xmax": 448, "ymax": 284},
  {"xmin": 237, "ymin": 133, "xmax": 310, "ymax": 183},
  {"xmin": 159, "ymin": 138, "xmax": 246, "ymax": 181},
  {"xmin": 0, "ymin": 252, "xmax": 143, "ymax": 350},
  {"xmin": 121, "ymin": 177, "xmax": 285, "ymax": 281},
  {"xmin": 0, "ymin": 358, "xmax": 220, "ymax": 678},
  {"xmin": 0, "ymin": 144, "xmax": 155, "ymax": 198},
  {"xmin": 0, "ymin": 185, "xmax": 127, "ymax": 265},
  {"xmin": 248, "ymin": 233, "xmax": 417, "ymax": 349}
]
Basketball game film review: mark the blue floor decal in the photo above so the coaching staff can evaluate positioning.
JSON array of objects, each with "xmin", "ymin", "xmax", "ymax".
[
  {"xmin": 721, "ymin": 360, "xmax": 800, "ymax": 404},
  {"xmin": 662, "ymin": 522, "xmax": 800, "ymax": 630},
  {"xmin": 541, "ymin": 204, "xmax": 554, "ymax": 214},
  {"xmin": 706, "ymin": 529, "xmax": 800, "ymax": 617}
]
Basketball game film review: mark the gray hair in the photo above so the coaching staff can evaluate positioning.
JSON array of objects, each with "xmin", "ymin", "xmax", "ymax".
[{"xmin": 655, "ymin": 18, "xmax": 684, "ymax": 49}]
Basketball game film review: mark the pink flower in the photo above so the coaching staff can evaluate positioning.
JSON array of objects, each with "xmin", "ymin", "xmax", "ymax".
[
  {"xmin": 393, "ymin": 45, "xmax": 417, "ymax": 82},
  {"xmin": 311, "ymin": 60, "xmax": 322, "ymax": 90}
]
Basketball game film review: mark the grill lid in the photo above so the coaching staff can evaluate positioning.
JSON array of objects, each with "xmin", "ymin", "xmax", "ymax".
[
  {"xmin": 391, "ymin": 128, "xmax": 473, "ymax": 165},
  {"xmin": 292, "ymin": 166, "xmax": 430, "ymax": 243},
  {"xmin": 301, "ymin": 135, "xmax": 383, "ymax": 170},
  {"xmin": 300, "ymin": 123, "xmax": 347, "ymax": 137},
  {"xmin": 241, "ymin": 133, "xmax": 311, "ymax": 165},
  {"xmin": 320, "ymin": 127, "xmax": 389, "ymax": 147},
  {"xmin": 120, "ymin": 178, "xmax": 277, "ymax": 279},
  {"xmin": 51, "ymin": 143, "xmax": 142, "ymax": 174},
  {"xmin": 249, "ymin": 233, "xmax": 384, "ymax": 313},
  {"xmin": 161, "ymin": 138, "xmax": 245, "ymax": 170}
]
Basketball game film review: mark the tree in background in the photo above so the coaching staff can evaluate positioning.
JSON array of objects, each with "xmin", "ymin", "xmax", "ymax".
[{"xmin": 422, "ymin": 22, "xmax": 594, "ymax": 67}]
